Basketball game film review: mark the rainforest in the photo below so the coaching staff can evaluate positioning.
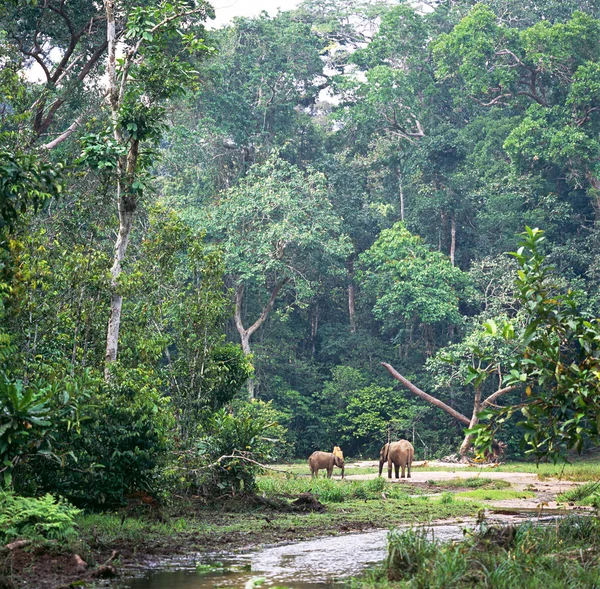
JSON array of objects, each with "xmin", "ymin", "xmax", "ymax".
[{"xmin": 2, "ymin": 0, "xmax": 600, "ymax": 587}]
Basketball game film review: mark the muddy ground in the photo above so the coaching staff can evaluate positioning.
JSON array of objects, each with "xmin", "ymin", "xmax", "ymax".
[{"xmin": 1, "ymin": 464, "xmax": 587, "ymax": 589}]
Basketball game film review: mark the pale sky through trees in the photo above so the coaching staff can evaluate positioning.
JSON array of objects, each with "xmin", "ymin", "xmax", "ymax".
[{"xmin": 211, "ymin": 0, "xmax": 301, "ymax": 26}]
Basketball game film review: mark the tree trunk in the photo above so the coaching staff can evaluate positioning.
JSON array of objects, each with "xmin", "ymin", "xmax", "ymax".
[
  {"xmin": 347, "ymin": 259, "xmax": 356, "ymax": 333},
  {"xmin": 310, "ymin": 302, "xmax": 319, "ymax": 355},
  {"xmin": 104, "ymin": 203, "xmax": 135, "ymax": 377},
  {"xmin": 459, "ymin": 385, "xmax": 482, "ymax": 458},
  {"xmin": 234, "ymin": 279, "xmax": 289, "ymax": 398},
  {"xmin": 396, "ymin": 168, "xmax": 405, "ymax": 222},
  {"xmin": 381, "ymin": 362, "xmax": 470, "ymax": 425},
  {"xmin": 450, "ymin": 213, "xmax": 456, "ymax": 267},
  {"xmin": 381, "ymin": 362, "xmax": 518, "ymax": 451}
]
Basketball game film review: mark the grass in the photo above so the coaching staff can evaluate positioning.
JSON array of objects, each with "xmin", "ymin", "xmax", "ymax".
[
  {"xmin": 416, "ymin": 460, "xmax": 600, "ymax": 482},
  {"xmin": 351, "ymin": 515, "xmax": 600, "ymax": 589},
  {"xmin": 454, "ymin": 489, "xmax": 535, "ymax": 501},
  {"xmin": 425, "ymin": 477, "xmax": 511, "ymax": 490},
  {"xmin": 71, "ymin": 475, "xmax": 482, "ymax": 560},
  {"xmin": 257, "ymin": 474, "xmax": 416, "ymax": 502}
]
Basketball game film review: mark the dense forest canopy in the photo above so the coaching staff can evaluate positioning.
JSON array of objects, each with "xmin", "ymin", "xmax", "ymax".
[{"xmin": 2, "ymin": 0, "xmax": 600, "ymax": 504}]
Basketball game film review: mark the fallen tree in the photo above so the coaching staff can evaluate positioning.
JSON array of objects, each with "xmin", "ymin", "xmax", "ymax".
[{"xmin": 381, "ymin": 362, "xmax": 517, "ymax": 459}]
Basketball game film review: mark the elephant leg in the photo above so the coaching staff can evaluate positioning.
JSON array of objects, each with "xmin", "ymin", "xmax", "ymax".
[
  {"xmin": 401, "ymin": 464, "xmax": 406, "ymax": 478},
  {"xmin": 388, "ymin": 460, "xmax": 393, "ymax": 479},
  {"xmin": 407, "ymin": 463, "xmax": 411, "ymax": 478},
  {"xmin": 327, "ymin": 467, "xmax": 333, "ymax": 478},
  {"xmin": 394, "ymin": 464, "xmax": 400, "ymax": 479}
]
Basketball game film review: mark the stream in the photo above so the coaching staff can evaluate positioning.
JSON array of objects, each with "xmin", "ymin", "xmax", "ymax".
[
  {"xmin": 118, "ymin": 523, "xmax": 473, "ymax": 589},
  {"xmin": 119, "ymin": 513, "xmax": 565, "ymax": 589}
]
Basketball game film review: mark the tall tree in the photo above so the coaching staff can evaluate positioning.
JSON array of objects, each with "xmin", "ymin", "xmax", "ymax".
[
  {"xmin": 205, "ymin": 156, "xmax": 351, "ymax": 397},
  {"xmin": 99, "ymin": 0, "xmax": 213, "ymax": 376}
]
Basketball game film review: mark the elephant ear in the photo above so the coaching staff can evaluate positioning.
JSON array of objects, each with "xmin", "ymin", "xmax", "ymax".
[{"xmin": 381, "ymin": 444, "xmax": 389, "ymax": 462}]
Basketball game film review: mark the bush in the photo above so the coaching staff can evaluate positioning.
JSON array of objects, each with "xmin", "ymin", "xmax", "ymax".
[
  {"xmin": 0, "ymin": 492, "xmax": 81, "ymax": 543},
  {"xmin": 1, "ymin": 372, "xmax": 93, "ymax": 489},
  {"xmin": 193, "ymin": 400, "xmax": 287, "ymax": 495},
  {"xmin": 25, "ymin": 381, "xmax": 172, "ymax": 506}
]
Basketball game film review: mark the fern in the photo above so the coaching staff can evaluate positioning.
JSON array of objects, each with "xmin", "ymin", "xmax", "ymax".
[{"xmin": 0, "ymin": 492, "xmax": 81, "ymax": 543}]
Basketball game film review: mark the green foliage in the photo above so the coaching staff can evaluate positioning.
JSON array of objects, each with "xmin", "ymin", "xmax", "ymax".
[
  {"xmin": 558, "ymin": 480, "xmax": 600, "ymax": 502},
  {"xmin": 257, "ymin": 474, "xmax": 404, "ymax": 503},
  {"xmin": 0, "ymin": 374, "xmax": 92, "ymax": 489},
  {"xmin": 0, "ymin": 491, "xmax": 81, "ymax": 543},
  {"xmin": 194, "ymin": 400, "xmax": 286, "ymax": 494},
  {"xmin": 358, "ymin": 222, "xmax": 469, "ymax": 341},
  {"xmin": 0, "ymin": 148, "xmax": 63, "ymax": 229},
  {"xmin": 472, "ymin": 228, "xmax": 600, "ymax": 460},
  {"xmin": 28, "ymin": 381, "xmax": 172, "ymax": 506},
  {"xmin": 377, "ymin": 516, "xmax": 600, "ymax": 588},
  {"xmin": 207, "ymin": 155, "xmax": 351, "ymax": 297}
]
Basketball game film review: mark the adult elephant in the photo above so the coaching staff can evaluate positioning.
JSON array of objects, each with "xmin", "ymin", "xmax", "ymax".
[
  {"xmin": 308, "ymin": 451, "xmax": 345, "ymax": 479},
  {"xmin": 379, "ymin": 440, "xmax": 414, "ymax": 479}
]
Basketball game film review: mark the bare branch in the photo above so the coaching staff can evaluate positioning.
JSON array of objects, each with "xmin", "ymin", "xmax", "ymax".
[
  {"xmin": 482, "ymin": 384, "xmax": 517, "ymax": 407},
  {"xmin": 381, "ymin": 362, "xmax": 471, "ymax": 425},
  {"xmin": 40, "ymin": 113, "xmax": 86, "ymax": 150}
]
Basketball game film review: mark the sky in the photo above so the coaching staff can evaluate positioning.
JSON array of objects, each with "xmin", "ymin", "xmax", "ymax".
[{"xmin": 210, "ymin": 0, "xmax": 302, "ymax": 27}]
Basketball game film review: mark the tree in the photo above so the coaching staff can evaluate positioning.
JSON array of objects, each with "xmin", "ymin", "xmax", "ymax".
[
  {"xmin": 471, "ymin": 228, "xmax": 600, "ymax": 460},
  {"xmin": 98, "ymin": 0, "xmax": 214, "ymax": 377},
  {"xmin": 433, "ymin": 6, "xmax": 600, "ymax": 217},
  {"xmin": 205, "ymin": 156, "xmax": 351, "ymax": 397},
  {"xmin": 358, "ymin": 222, "xmax": 469, "ymax": 357}
]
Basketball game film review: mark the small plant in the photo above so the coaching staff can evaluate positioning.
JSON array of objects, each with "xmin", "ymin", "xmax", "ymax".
[
  {"xmin": 386, "ymin": 528, "xmax": 437, "ymax": 581},
  {"xmin": 440, "ymin": 492, "xmax": 454, "ymax": 504},
  {"xmin": 0, "ymin": 492, "xmax": 81, "ymax": 543},
  {"xmin": 558, "ymin": 480, "xmax": 600, "ymax": 503}
]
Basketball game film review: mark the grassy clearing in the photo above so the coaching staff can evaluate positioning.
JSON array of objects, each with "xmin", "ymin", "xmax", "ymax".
[
  {"xmin": 351, "ymin": 515, "xmax": 600, "ymax": 589},
  {"xmin": 454, "ymin": 489, "xmax": 535, "ymax": 501},
  {"xmin": 71, "ymin": 475, "xmax": 482, "ymax": 557},
  {"xmin": 275, "ymin": 459, "xmax": 600, "ymax": 482},
  {"xmin": 418, "ymin": 460, "xmax": 600, "ymax": 482},
  {"xmin": 257, "ymin": 474, "xmax": 419, "ymax": 501}
]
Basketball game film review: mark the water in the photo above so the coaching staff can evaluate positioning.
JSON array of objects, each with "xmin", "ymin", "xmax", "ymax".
[{"xmin": 119, "ymin": 524, "xmax": 468, "ymax": 589}]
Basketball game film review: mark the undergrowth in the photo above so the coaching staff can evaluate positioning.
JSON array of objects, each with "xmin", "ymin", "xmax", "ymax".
[
  {"xmin": 0, "ymin": 492, "xmax": 81, "ymax": 543},
  {"xmin": 352, "ymin": 515, "xmax": 600, "ymax": 589},
  {"xmin": 257, "ymin": 475, "xmax": 413, "ymax": 502}
]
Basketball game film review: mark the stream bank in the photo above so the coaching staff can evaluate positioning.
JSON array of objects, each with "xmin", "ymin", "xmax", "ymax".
[{"xmin": 1, "ymin": 467, "xmax": 587, "ymax": 588}]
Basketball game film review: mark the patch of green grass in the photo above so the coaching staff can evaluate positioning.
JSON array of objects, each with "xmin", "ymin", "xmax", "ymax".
[
  {"xmin": 558, "ymin": 480, "xmax": 600, "ymax": 503},
  {"xmin": 389, "ymin": 460, "xmax": 600, "ymax": 482},
  {"xmin": 352, "ymin": 515, "xmax": 600, "ymax": 589},
  {"xmin": 258, "ymin": 474, "xmax": 395, "ymax": 502},
  {"xmin": 454, "ymin": 489, "xmax": 535, "ymax": 501}
]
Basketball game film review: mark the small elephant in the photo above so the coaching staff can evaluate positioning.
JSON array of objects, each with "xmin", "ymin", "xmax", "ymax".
[
  {"xmin": 379, "ymin": 440, "xmax": 414, "ymax": 479},
  {"xmin": 308, "ymin": 451, "xmax": 345, "ymax": 479}
]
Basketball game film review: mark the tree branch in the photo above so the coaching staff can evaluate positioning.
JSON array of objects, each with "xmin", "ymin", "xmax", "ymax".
[
  {"xmin": 40, "ymin": 113, "xmax": 86, "ymax": 150},
  {"xmin": 482, "ymin": 384, "xmax": 517, "ymax": 407},
  {"xmin": 381, "ymin": 362, "xmax": 471, "ymax": 425},
  {"xmin": 246, "ymin": 277, "xmax": 290, "ymax": 339}
]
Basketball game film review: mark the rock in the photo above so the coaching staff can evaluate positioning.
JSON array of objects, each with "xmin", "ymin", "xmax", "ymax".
[{"xmin": 69, "ymin": 554, "xmax": 88, "ymax": 574}]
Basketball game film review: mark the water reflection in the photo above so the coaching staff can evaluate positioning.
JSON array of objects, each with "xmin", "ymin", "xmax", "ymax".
[{"xmin": 121, "ymin": 525, "xmax": 467, "ymax": 589}]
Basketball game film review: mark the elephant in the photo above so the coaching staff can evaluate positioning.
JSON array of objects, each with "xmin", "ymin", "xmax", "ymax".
[
  {"xmin": 379, "ymin": 440, "xmax": 414, "ymax": 479},
  {"xmin": 308, "ymin": 450, "xmax": 345, "ymax": 479}
]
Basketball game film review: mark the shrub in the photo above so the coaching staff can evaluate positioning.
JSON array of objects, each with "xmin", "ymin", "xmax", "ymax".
[
  {"xmin": 386, "ymin": 528, "xmax": 438, "ymax": 581},
  {"xmin": 193, "ymin": 400, "xmax": 287, "ymax": 495},
  {"xmin": 26, "ymin": 381, "xmax": 172, "ymax": 506},
  {"xmin": 0, "ymin": 492, "xmax": 81, "ymax": 543}
]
